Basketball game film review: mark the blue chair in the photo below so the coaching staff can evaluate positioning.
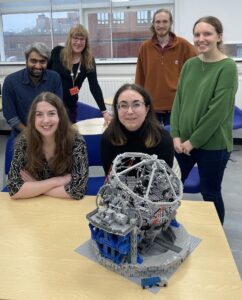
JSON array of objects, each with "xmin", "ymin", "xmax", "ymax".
[
  {"xmin": 2, "ymin": 136, "xmax": 15, "ymax": 192},
  {"xmin": 83, "ymin": 134, "xmax": 105, "ymax": 195},
  {"xmin": 233, "ymin": 105, "xmax": 242, "ymax": 130},
  {"xmin": 183, "ymin": 166, "xmax": 200, "ymax": 193},
  {"xmin": 76, "ymin": 102, "xmax": 102, "ymax": 121},
  {"xmin": 164, "ymin": 124, "xmax": 170, "ymax": 132},
  {"xmin": 164, "ymin": 124, "xmax": 200, "ymax": 193}
]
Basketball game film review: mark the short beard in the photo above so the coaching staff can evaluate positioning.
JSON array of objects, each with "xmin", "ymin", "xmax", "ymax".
[{"xmin": 28, "ymin": 69, "xmax": 44, "ymax": 79}]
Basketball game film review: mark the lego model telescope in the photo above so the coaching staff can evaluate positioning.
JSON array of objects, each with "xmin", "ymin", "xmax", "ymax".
[{"xmin": 87, "ymin": 152, "xmax": 192, "ymax": 284}]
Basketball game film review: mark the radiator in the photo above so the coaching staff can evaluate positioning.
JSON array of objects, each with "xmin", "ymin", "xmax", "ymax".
[
  {"xmin": 80, "ymin": 75, "xmax": 242, "ymax": 108},
  {"xmin": 78, "ymin": 77, "xmax": 134, "ymax": 107}
]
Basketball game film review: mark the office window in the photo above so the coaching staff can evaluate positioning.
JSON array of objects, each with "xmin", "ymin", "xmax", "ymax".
[
  {"xmin": 0, "ymin": 0, "xmax": 175, "ymax": 61},
  {"xmin": 51, "ymin": 11, "xmax": 79, "ymax": 45},
  {"xmin": 2, "ymin": 13, "xmax": 51, "ymax": 61},
  {"xmin": 112, "ymin": 12, "xmax": 124, "ymax": 25},
  {"xmin": 137, "ymin": 10, "xmax": 150, "ymax": 24},
  {"xmin": 97, "ymin": 12, "xmax": 109, "ymax": 25},
  {"xmin": 223, "ymin": 43, "xmax": 242, "ymax": 59},
  {"xmin": 1, "ymin": 11, "xmax": 79, "ymax": 61}
]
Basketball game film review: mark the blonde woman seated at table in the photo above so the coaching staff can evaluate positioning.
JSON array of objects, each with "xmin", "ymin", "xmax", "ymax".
[
  {"xmin": 7, "ymin": 92, "xmax": 88, "ymax": 200},
  {"xmin": 101, "ymin": 83, "xmax": 174, "ymax": 175}
]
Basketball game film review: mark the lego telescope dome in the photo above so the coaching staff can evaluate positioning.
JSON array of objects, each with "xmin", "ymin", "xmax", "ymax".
[{"xmin": 87, "ymin": 152, "xmax": 192, "ymax": 283}]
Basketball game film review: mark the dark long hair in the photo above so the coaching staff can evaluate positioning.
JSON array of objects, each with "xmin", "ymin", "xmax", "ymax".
[
  {"xmin": 25, "ymin": 92, "xmax": 78, "ymax": 177},
  {"xmin": 105, "ymin": 83, "xmax": 162, "ymax": 147}
]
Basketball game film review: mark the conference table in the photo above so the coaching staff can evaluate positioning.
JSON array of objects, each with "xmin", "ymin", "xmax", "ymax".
[
  {"xmin": 104, "ymin": 98, "xmax": 113, "ymax": 115},
  {"xmin": 104, "ymin": 97, "xmax": 113, "ymax": 106},
  {"xmin": 0, "ymin": 192, "xmax": 241, "ymax": 300},
  {"xmin": 75, "ymin": 117, "xmax": 106, "ymax": 135}
]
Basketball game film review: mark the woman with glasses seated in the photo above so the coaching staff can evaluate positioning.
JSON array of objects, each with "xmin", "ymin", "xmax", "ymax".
[
  {"xmin": 48, "ymin": 24, "xmax": 111, "ymax": 125},
  {"xmin": 101, "ymin": 83, "xmax": 174, "ymax": 176},
  {"xmin": 7, "ymin": 92, "xmax": 88, "ymax": 200}
]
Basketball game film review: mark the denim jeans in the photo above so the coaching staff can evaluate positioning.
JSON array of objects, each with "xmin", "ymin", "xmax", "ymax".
[
  {"xmin": 175, "ymin": 148, "xmax": 231, "ymax": 224},
  {"xmin": 156, "ymin": 112, "xmax": 171, "ymax": 126}
]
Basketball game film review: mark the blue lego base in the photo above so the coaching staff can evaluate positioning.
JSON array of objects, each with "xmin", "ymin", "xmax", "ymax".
[
  {"xmin": 170, "ymin": 218, "xmax": 180, "ymax": 228},
  {"xmin": 89, "ymin": 223, "xmax": 143, "ymax": 265},
  {"xmin": 141, "ymin": 276, "xmax": 166, "ymax": 289}
]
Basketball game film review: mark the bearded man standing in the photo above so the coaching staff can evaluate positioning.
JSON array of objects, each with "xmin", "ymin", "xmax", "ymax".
[
  {"xmin": 135, "ymin": 8, "xmax": 196, "ymax": 125},
  {"xmin": 3, "ymin": 42, "xmax": 62, "ymax": 137}
]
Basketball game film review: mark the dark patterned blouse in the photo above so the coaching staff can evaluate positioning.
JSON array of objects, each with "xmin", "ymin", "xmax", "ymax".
[{"xmin": 7, "ymin": 134, "xmax": 89, "ymax": 200}]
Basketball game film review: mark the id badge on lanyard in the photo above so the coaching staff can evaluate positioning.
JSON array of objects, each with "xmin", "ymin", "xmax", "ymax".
[
  {"xmin": 69, "ymin": 62, "xmax": 81, "ymax": 96},
  {"xmin": 69, "ymin": 86, "xmax": 79, "ymax": 96}
]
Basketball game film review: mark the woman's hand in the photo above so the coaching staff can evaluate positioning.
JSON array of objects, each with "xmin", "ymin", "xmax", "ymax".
[
  {"xmin": 181, "ymin": 140, "xmax": 193, "ymax": 155},
  {"xmin": 56, "ymin": 174, "xmax": 72, "ymax": 186},
  {"xmin": 173, "ymin": 137, "xmax": 183, "ymax": 154},
  {"xmin": 102, "ymin": 111, "xmax": 112, "ymax": 126}
]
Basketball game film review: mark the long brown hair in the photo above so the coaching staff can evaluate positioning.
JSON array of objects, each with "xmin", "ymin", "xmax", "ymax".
[
  {"xmin": 60, "ymin": 24, "xmax": 94, "ymax": 71},
  {"xmin": 105, "ymin": 83, "xmax": 162, "ymax": 147},
  {"xmin": 25, "ymin": 92, "xmax": 78, "ymax": 177}
]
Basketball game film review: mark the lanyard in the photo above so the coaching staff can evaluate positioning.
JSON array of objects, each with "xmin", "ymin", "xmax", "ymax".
[{"xmin": 70, "ymin": 62, "xmax": 81, "ymax": 87}]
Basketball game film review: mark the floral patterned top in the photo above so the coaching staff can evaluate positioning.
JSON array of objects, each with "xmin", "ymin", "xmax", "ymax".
[{"xmin": 7, "ymin": 134, "xmax": 89, "ymax": 200}]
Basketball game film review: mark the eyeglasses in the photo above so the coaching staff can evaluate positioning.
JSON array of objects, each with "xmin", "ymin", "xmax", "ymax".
[
  {"xmin": 117, "ymin": 101, "xmax": 145, "ymax": 112},
  {"xmin": 72, "ymin": 36, "xmax": 85, "ymax": 42}
]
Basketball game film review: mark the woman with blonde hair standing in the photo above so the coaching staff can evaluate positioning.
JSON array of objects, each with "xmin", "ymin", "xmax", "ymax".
[{"xmin": 48, "ymin": 24, "xmax": 111, "ymax": 124}]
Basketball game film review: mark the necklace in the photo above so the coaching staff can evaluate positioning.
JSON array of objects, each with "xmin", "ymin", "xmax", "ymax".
[
  {"xmin": 201, "ymin": 60, "xmax": 207, "ymax": 72},
  {"xmin": 70, "ymin": 62, "xmax": 81, "ymax": 86},
  {"xmin": 200, "ymin": 52, "xmax": 226, "ymax": 72}
]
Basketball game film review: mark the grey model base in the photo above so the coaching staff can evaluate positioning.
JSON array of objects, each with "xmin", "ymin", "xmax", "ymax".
[{"xmin": 90, "ymin": 223, "xmax": 191, "ymax": 282}]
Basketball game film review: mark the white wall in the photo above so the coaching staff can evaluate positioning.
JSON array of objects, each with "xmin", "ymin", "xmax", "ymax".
[{"xmin": 175, "ymin": 0, "xmax": 242, "ymax": 43}]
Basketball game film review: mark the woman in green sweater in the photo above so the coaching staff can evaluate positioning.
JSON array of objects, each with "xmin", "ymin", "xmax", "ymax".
[{"xmin": 170, "ymin": 16, "xmax": 238, "ymax": 224}]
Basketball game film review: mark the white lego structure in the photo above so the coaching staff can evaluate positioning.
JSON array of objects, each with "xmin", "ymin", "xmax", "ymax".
[{"xmin": 86, "ymin": 153, "xmax": 192, "ymax": 286}]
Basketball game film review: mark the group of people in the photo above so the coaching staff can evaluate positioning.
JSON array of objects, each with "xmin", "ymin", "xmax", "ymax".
[{"xmin": 2, "ymin": 9, "xmax": 238, "ymax": 225}]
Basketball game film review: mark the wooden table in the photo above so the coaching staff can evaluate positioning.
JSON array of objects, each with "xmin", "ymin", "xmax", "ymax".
[
  {"xmin": 75, "ymin": 117, "xmax": 106, "ymax": 135},
  {"xmin": 104, "ymin": 97, "xmax": 113, "ymax": 106},
  {"xmin": 0, "ymin": 193, "xmax": 241, "ymax": 300}
]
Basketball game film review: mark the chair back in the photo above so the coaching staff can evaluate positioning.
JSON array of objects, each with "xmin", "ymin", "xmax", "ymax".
[
  {"xmin": 164, "ymin": 124, "xmax": 171, "ymax": 132},
  {"xmin": 183, "ymin": 166, "xmax": 200, "ymax": 193},
  {"xmin": 233, "ymin": 105, "xmax": 242, "ymax": 130},
  {"xmin": 2, "ymin": 136, "xmax": 14, "ymax": 191},
  {"xmin": 83, "ymin": 134, "xmax": 102, "ymax": 166},
  {"xmin": 83, "ymin": 134, "xmax": 105, "ymax": 195},
  {"xmin": 76, "ymin": 102, "xmax": 102, "ymax": 121}
]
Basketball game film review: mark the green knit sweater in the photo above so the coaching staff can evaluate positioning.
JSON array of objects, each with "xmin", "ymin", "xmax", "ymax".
[{"xmin": 170, "ymin": 57, "xmax": 238, "ymax": 152}]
